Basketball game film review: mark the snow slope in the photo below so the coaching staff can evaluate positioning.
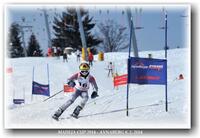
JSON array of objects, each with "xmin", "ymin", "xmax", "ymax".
[{"xmin": 4, "ymin": 48, "xmax": 190, "ymax": 129}]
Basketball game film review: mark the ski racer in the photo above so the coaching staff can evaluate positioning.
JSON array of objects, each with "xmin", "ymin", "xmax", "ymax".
[{"xmin": 52, "ymin": 62, "xmax": 98, "ymax": 120}]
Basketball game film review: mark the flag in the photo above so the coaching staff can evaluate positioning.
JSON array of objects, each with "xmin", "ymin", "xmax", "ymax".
[
  {"xmin": 114, "ymin": 74, "xmax": 127, "ymax": 87},
  {"xmin": 64, "ymin": 84, "xmax": 75, "ymax": 93},
  {"xmin": 13, "ymin": 99, "xmax": 25, "ymax": 104},
  {"xmin": 128, "ymin": 57, "xmax": 167, "ymax": 85},
  {"xmin": 6, "ymin": 67, "xmax": 13, "ymax": 74},
  {"xmin": 32, "ymin": 81, "xmax": 50, "ymax": 96}
]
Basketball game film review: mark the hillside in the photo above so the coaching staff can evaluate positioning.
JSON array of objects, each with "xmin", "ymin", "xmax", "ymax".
[{"xmin": 4, "ymin": 48, "xmax": 190, "ymax": 129}]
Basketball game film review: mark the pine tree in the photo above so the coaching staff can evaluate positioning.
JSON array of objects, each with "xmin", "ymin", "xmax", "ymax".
[
  {"xmin": 8, "ymin": 23, "xmax": 25, "ymax": 58},
  {"xmin": 27, "ymin": 33, "xmax": 43, "ymax": 57},
  {"xmin": 52, "ymin": 8, "xmax": 102, "ymax": 54}
]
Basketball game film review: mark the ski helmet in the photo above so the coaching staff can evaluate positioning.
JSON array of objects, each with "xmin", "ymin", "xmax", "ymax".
[
  {"xmin": 79, "ymin": 62, "xmax": 90, "ymax": 71},
  {"xmin": 79, "ymin": 62, "xmax": 90, "ymax": 76}
]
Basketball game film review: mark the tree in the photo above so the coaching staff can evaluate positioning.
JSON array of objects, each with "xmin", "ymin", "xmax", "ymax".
[
  {"xmin": 98, "ymin": 19, "xmax": 129, "ymax": 52},
  {"xmin": 8, "ymin": 23, "xmax": 25, "ymax": 58},
  {"xmin": 27, "ymin": 33, "xmax": 43, "ymax": 57},
  {"xmin": 52, "ymin": 8, "xmax": 102, "ymax": 54}
]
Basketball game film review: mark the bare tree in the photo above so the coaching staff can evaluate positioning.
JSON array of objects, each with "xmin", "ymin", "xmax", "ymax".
[{"xmin": 98, "ymin": 19, "xmax": 129, "ymax": 52}]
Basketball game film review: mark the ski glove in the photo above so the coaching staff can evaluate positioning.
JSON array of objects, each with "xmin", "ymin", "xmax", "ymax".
[
  {"xmin": 91, "ymin": 91, "xmax": 99, "ymax": 99},
  {"xmin": 67, "ymin": 80, "xmax": 76, "ymax": 87}
]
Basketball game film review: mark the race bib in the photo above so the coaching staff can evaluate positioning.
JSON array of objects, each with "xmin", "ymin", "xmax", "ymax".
[{"xmin": 77, "ymin": 77, "xmax": 90, "ymax": 89}]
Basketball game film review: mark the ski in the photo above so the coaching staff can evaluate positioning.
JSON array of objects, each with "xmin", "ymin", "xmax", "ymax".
[
  {"xmin": 58, "ymin": 115, "xmax": 78, "ymax": 121},
  {"xmin": 70, "ymin": 113, "xmax": 79, "ymax": 119},
  {"xmin": 52, "ymin": 117, "xmax": 59, "ymax": 121},
  {"xmin": 52, "ymin": 113, "xmax": 79, "ymax": 121}
]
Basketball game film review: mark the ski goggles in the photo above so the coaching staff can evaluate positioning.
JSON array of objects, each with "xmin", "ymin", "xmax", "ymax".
[{"xmin": 81, "ymin": 70, "xmax": 89, "ymax": 75}]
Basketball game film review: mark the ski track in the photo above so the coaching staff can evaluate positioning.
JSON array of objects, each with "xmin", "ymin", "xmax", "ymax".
[{"xmin": 5, "ymin": 49, "xmax": 190, "ymax": 129}]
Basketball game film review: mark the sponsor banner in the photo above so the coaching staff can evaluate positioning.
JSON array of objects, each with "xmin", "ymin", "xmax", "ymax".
[
  {"xmin": 6, "ymin": 67, "xmax": 13, "ymax": 73},
  {"xmin": 114, "ymin": 74, "xmax": 127, "ymax": 86},
  {"xmin": 128, "ymin": 57, "xmax": 167, "ymax": 85},
  {"xmin": 32, "ymin": 81, "xmax": 50, "ymax": 96},
  {"xmin": 13, "ymin": 99, "xmax": 25, "ymax": 104}
]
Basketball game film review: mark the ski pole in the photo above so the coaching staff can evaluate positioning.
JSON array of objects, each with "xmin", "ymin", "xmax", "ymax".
[{"xmin": 43, "ymin": 89, "xmax": 63, "ymax": 102}]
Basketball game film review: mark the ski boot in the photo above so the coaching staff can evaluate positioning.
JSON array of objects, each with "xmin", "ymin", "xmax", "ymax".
[
  {"xmin": 52, "ymin": 108, "xmax": 64, "ymax": 121},
  {"xmin": 71, "ymin": 105, "xmax": 82, "ymax": 119}
]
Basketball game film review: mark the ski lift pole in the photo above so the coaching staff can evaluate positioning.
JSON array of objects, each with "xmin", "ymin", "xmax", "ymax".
[
  {"xmin": 76, "ymin": 8, "xmax": 88, "ymax": 61},
  {"xmin": 126, "ymin": 7, "xmax": 139, "ymax": 57},
  {"xmin": 19, "ymin": 25, "xmax": 32, "ymax": 57},
  {"xmin": 21, "ymin": 28, "xmax": 27, "ymax": 57},
  {"xmin": 164, "ymin": 11, "xmax": 168, "ymax": 59},
  {"xmin": 43, "ymin": 8, "xmax": 52, "ymax": 48}
]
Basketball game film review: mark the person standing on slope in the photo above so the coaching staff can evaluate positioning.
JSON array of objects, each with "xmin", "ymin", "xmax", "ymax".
[
  {"xmin": 88, "ymin": 52, "xmax": 94, "ymax": 67},
  {"xmin": 63, "ymin": 48, "xmax": 68, "ymax": 62},
  {"xmin": 52, "ymin": 62, "xmax": 99, "ymax": 120},
  {"xmin": 107, "ymin": 62, "xmax": 114, "ymax": 77},
  {"xmin": 76, "ymin": 49, "xmax": 81, "ymax": 62}
]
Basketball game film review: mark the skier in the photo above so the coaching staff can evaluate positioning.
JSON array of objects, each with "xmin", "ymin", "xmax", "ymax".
[
  {"xmin": 52, "ymin": 62, "xmax": 99, "ymax": 120},
  {"xmin": 107, "ymin": 62, "xmax": 114, "ymax": 77},
  {"xmin": 88, "ymin": 52, "xmax": 94, "ymax": 67}
]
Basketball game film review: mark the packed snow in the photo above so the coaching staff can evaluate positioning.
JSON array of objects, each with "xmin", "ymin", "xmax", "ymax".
[{"xmin": 4, "ymin": 48, "xmax": 190, "ymax": 129}]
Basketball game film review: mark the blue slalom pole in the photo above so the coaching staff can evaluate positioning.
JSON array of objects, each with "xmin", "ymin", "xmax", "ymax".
[
  {"xmin": 165, "ymin": 60, "xmax": 168, "ymax": 112},
  {"xmin": 31, "ymin": 66, "xmax": 35, "ymax": 101},
  {"xmin": 126, "ymin": 17, "xmax": 133, "ymax": 116},
  {"xmin": 47, "ymin": 64, "xmax": 50, "ymax": 97},
  {"xmin": 165, "ymin": 11, "xmax": 168, "ymax": 59},
  {"xmin": 164, "ymin": 11, "xmax": 168, "ymax": 112},
  {"xmin": 32, "ymin": 66, "xmax": 35, "ymax": 82},
  {"xmin": 47, "ymin": 64, "xmax": 50, "ymax": 84}
]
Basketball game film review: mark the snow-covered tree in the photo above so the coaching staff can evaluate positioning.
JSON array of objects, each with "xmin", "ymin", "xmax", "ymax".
[
  {"xmin": 8, "ymin": 23, "xmax": 25, "ymax": 58},
  {"xmin": 52, "ymin": 8, "xmax": 102, "ymax": 54}
]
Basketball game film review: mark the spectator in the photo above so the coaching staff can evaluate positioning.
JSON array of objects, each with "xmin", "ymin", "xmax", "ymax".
[
  {"xmin": 57, "ymin": 47, "xmax": 61, "ymax": 59},
  {"xmin": 63, "ymin": 48, "xmax": 68, "ymax": 62},
  {"xmin": 88, "ymin": 52, "xmax": 94, "ymax": 67},
  {"xmin": 76, "ymin": 49, "xmax": 81, "ymax": 62},
  {"xmin": 53, "ymin": 46, "xmax": 57, "ymax": 57},
  {"xmin": 107, "ymin": 62, "xmax": 114, "ymax": 77},
  {"xmin": 33, "ymin": 50, "xmax": 38, "ymax": 57}
]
